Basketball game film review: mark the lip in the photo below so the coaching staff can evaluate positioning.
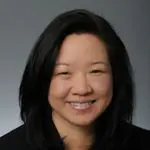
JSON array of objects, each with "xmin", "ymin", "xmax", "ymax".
[
  {"xmin": 66, "ymin": 100, "xmax": 96, "ymax": 103},
  {"xmin": 66, "ymin": 100, "xmax": 96, "ymax": 113}
]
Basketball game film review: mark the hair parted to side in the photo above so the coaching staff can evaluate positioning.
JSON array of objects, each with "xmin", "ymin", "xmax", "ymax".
[{"xmin": 19, "ymin": 9, "xmax": 134, "ymax": 149}]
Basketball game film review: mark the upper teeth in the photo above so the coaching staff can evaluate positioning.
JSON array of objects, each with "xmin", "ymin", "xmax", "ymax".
[
  {"xmin": 70, "ymin": 101, "xmax": 93, "ymax": 104},
  {"xmin": 69, "ymin": 100, "xmax": 95, "ymax": 104}
]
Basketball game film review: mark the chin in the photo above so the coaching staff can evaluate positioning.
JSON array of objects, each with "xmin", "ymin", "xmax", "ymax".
[{"xmin": 66, "ymin": 115, "xmax": 99, "ymax": 127}]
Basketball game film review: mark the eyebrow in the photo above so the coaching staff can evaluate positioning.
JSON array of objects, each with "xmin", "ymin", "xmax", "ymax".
[
  {"xmin": 91, "ymin": 61, "xmax": 109, "ymax": 66},
  {"xmin": 56, "ymin": 63, "xmax": 70, "ymax": 66},
  {"xmin": 56, "ymin": 61, "xmax": 109, "ymax": 66}
]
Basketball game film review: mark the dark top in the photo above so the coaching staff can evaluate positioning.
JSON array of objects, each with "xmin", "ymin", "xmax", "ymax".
[{"xmin": 0, "ymin": 121, "xmax": 150, "ymax": 150}]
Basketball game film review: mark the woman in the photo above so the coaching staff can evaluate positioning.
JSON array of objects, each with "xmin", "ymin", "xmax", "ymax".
[{"xmin": 0, "ymin": 9, "xmax": 150, "ymax": 150}]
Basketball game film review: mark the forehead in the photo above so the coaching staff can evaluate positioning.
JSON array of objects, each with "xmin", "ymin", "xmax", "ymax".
[{"xmin": 56, "ymin": 33, "xmax": 109, "ymax": 64}]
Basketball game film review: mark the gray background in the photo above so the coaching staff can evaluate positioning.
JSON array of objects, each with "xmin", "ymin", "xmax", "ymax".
[{"xmin": 0, "ymin": 0, "xmax": 149, "ymax": 136}]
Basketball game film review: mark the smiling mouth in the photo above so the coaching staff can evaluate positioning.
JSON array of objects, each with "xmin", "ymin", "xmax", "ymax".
[{"xmin": 67, "ymin": 100, "xmax": 96, "ymax": 110}]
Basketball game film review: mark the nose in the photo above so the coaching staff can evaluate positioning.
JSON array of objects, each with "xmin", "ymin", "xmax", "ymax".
[{"xmin": 71, "ymin": 73, "xmax": 92, "ymax": 96}]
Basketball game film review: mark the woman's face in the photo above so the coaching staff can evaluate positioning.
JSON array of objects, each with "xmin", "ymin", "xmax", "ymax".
[{"xmin": 48, "ymin": 33, "xmax": 113, "ymax": 127}]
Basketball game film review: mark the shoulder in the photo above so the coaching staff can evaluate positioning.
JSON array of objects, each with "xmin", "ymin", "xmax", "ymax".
[
  {"xmin": 117, "ymin": 122, "xmax": 150, "ymax": 150},
  {"xmin": 0, "ymin": 125, "xmax": 34, "ymax": 150}
]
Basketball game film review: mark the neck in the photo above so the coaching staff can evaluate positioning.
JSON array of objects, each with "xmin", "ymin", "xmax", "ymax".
[{"xmin": 52, "ymin": 112, "xmax": 94, "ymax": 150}]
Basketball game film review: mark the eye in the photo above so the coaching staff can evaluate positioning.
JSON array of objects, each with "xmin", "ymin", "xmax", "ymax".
[
  {"xmin": 57, "ymin": 72, "xmax": 71, "ymax": 76},
  {"xmin": 90, "ymin": 69, "xmax": 104, "ymax": 74}
]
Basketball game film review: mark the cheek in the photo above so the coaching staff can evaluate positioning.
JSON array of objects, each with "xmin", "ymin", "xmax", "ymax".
[
  {"xmin": 48, "ymin": 79, "xmax": 70, "ymax": 100},
  {"xmin": 91, "ymin": 75, "xmax": 113, "ymax": 96},
  {"xmin": 92, "ymin": 76, "xmax": 113, "ymax": 114}
]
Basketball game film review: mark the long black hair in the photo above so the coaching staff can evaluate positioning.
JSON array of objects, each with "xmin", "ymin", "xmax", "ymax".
[{"xmin": 19, "ymin": 9, "xmax": 134, "ymax": 149}]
